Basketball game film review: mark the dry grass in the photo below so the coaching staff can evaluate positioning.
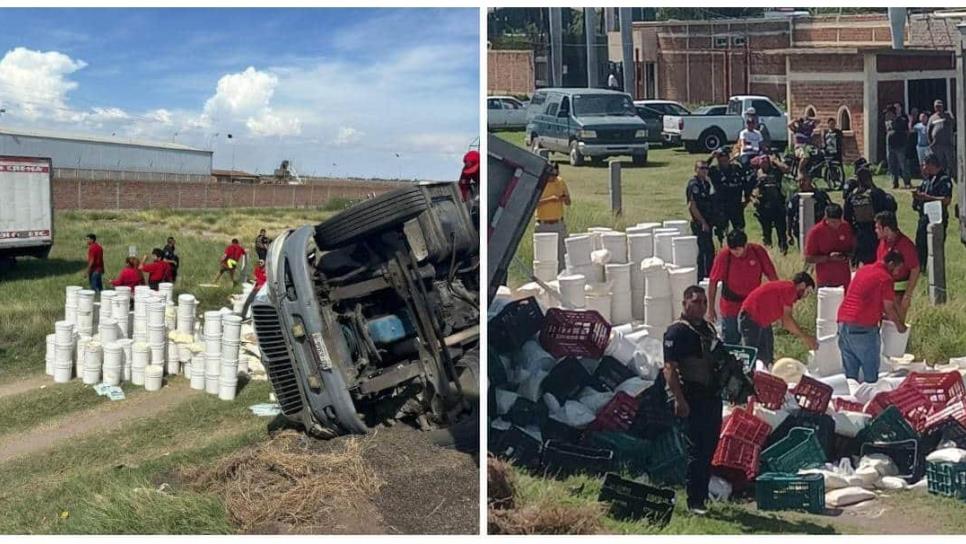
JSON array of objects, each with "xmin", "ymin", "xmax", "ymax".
[
  {"xmin": 186, "ymin": 430, "xmax": 383, "ymax": 532},
  {"xmin": 488, "ymin": 501, "xmax": 606, "ymax": 535},
  {"xmin": 487, "ymin": 455, "xmax": 515, "ymax": 510}
]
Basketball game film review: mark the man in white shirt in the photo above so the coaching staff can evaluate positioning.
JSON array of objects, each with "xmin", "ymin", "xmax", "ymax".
[
  {"xmin": 738, "ymin": 119, "xmax": 763, "ymax": 168},
  {"xmin": 607, "ymin": 71, "xmax": 619, "ymax": 90}
]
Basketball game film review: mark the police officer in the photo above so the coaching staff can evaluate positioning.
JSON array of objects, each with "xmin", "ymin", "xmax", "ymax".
[
  {"xmin": 786, "ymin": 171, "xmax": 831, "ymax": 248},
  {"xmin": 663, "ymin": 284, "xmax": 722, "ymax": 515},
  {"xmin": 913, "ymin": 153, "xmax": 953, "ymax": 268},
  {"xmin": 752, "ymin": 155, "xmax": 790, "ymax": 255},
  {"xmin": 686, "ymin": 160, "xmax": 716, "ymax": 280},
  {"xmin": 709, "ymin": 148, "xmax": 752, "ymax": 244},
  {"xmin": 844, "ymin": 160, "xmax": 892, "ymax": 266}
]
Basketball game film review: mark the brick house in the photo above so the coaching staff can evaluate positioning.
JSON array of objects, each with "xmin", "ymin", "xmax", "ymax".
[{"xmin": 625, "ymin": 12, "xmax": 961, "ymax": 162}]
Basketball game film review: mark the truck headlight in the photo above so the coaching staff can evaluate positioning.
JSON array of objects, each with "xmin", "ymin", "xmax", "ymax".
[
  {"xmin": 635, "ymin": 129, "xmax": 648, "ymax": 138},
  {"xmin": 577, "ymin": 129, "xmax": 597, "ymax": 139}
]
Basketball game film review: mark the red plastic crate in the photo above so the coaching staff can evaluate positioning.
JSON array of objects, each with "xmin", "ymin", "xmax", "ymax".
[
  {"xmin": 865, "ymin": 387, "xmax": 933, "ymax": 432},
  {"xmin": 712, "ymin": 435, "xmax": 762, "ymax": 485},
  {"xmin": 722, "ymin": 407, "xmax": 772, "ymax": 447},
  {"xmin": 587, "ymin": 392, "xmax": 639, "ymax": 433},
  {"xmin": 833, "ymin": 397, "xmax": 865, "ymax": 413},
  {"xmin": 793, "ymin": 375, "xmax": 833, "ymax": 414},
  {"xmin": 754, "ymin": 371, "xmax": 789, "ymax": 410},
  {"xmin": 539, "ymin": 308, "xmax": 612, "ymax": 359},
  {"xmin": 924, "ymin": 398, "xmax": 966, "ymax": 433},
  {"xmin": 900, "ymin": 372, "xmax": 966, "ymax": 410}
]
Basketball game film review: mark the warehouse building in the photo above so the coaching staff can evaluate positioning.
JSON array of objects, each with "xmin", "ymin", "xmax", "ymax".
[{"xmin": 0, "ymin": 126, "xmax": 213, "ymax": 183}]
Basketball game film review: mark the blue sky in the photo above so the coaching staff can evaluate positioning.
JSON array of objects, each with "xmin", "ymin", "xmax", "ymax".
[{"xmin": 0, "ymin": 8, "xmax": 480, "ymax": 180}]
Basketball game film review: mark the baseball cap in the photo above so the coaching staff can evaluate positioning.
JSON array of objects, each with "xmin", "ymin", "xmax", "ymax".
[
  {"xmin": 853, "ymin": 157, "xmax": 870, "ymax": 172},
  {"xmin": 462, "ymin": 150, "xmax": 480, "ymax": 176}
]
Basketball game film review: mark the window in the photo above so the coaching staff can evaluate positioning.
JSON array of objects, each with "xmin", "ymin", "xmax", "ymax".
[
  {"xmin": 530, "ymin": 91, "xmax": 547, "ymax": 107},
  {"xmin": 546, "ymin": 103, "xmax": 559, "ymax": 116},
  {"xmin": 732, "ymin": 35, "xmax": 747, "ymax": 47},
  {"xmin": 487, "ymin": 99, "xmax": 502, "ymax": 110},
  {"xmin": 572, "ymin": 94, "xmax": 636, "ymax": 116},
  {"xmin": 751, "ymin": 99, "xmax": 781, "ymax": 117},
  {"xmin": 804, "ymin": 105, "xmax": 817, "ymax": 119},
  {"xmin": 713, "ymin": 36, "xmax": 728, "ymax": 49},
  {"xmin": 838, "ymin": 106, "xmax": 852, "ymax": 132},
  {"xmin": 559, "ymin": 96, "xmax": 571, "ymax": 115},
  {"xmin": 636, "ymin": 107, "xmax": 659, "ymax": 120},
  {"xmin": 502, "ymin": 99, "xmax": 523, "ymax": 110}
]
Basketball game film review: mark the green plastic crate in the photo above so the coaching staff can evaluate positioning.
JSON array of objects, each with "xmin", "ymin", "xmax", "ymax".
[
  {"xmin": 756, "ymin": 472, "xmax": 826, "ymax": 514},
  {"xmin": 585, "ymin": 432, "xmax": 651, "ymax": 476},
  {"xmin": 861, "ymin": 405, "xmax": 920, "ymax": 443},
  {"xmin": 760, "ymin": 427, "xmax": 826, "ymax": 473},
  {"xmin": 646, "ymin": 427, "xmax": 687, "ymax": 485},
  {"xmin": 926, "ymin": 461, "xmax": 966, "ymax": 499}
]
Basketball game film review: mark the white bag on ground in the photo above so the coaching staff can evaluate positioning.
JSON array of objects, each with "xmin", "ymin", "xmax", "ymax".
[
  {"xmin": 615, "ymin": 377, "xmax": 654, "ymax": 397},
  {"xmin": 853, "ymin": 466, "xmax": 882, "ymax": 489},
  {"xmin": 517, "ymin": 370, "xmax": 547, "ymax": 402},
  {"xmin": 800, "ymin": 468, "xmax": 849, "ymax": 491},
  {"xmin": 851, "ymin": 380, "xmax": 895, "ymax": 405},
  {"xmin": 543, "ymin": 392, "xmax": 562, "ymax": 414},
  {"xmin": 550, "ymin": 400, "xmax": 596, "ymax": 428},
  {"xmin": 578, "ymin": 388, "xmax": 615, "ymax": 414},
  {"xmin": 877, "ymin": 476, "xmax": 908, "ymax": 490},
  {"xmin": 926, "ymin": 448, "xmax": 966, "ymax": 464},
  {"xmin": 826, "ymin": 487, "xmax": 876, "ymax": 507},
  {"xmin": 859, "ymin": 454, "xmax": 899, "ymax": 477},
  {"xmin": 752, "ymin": 404, "xmax": 790, "ymax": 430},
  {"xmin": 831, "ymin": 410, "xmax": 871, "ymax": 438},
  {"xmin": 709, "ymin": 476, "xmax": 733, "ymax": 501},
  {"xmin": 495, "ymin": 389, "xmax": 520, "ymax": 415}
]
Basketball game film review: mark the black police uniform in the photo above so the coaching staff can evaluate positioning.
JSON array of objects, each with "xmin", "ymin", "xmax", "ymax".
[
  {"xmin": 844, "ymin": 184, "xmax": 891, "ymax": 265},
  {"xmin": 664, "ymin": 317, "xmax": 723, "ymax": 510},
  {"xmin": 754, "ymin": 167, "xmax": 788, "ymax": 254},
  {"xmin": 686, "ymin": 175, "xmax": 716, "ymax": 279},
  {"xmin": 161, "ymin": 245, "xmax": 179, "ymax": 282},
  {"xmin": 709, "ymin": 161, "xmax": 752, "ymax": 243},
  {"xmin": 914, "ymin": 169, "xmax": 953, "ymax": 268},
  {"xmin": 786, "ymin": 188, "xmax": 831, "ymax": 247}
]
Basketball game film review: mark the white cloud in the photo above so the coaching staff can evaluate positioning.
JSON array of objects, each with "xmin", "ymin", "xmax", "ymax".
[
  {"xmin": 88, "ymin": 107, "xmax": 129, "ymax": 122},
  {"xmin": 200, "ymin": 66, "xmax": 300, "ymax": 137},
  {"xmin": 0, "ymin": 47, "xmax": 87, "ymax": 121},
  {"xmin": 334, "ymin": 126, "xmax": 363, "ymax": 145},
  {"xmin": 148, "ymin": 108, "xmax": 172, "ymax": 125}
]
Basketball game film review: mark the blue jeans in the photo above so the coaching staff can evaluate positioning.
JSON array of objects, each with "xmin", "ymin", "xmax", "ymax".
[
  {"xmin": 739, "ymin": 312, "xmax": 774, "ymax": 367},
  {"xmin": 89, "ymin": 271, "xmax": 103, "ymax": 293},
  {"xmin": 719, "ymin": 316, "xmax": 740, "ymax": 345},
  {"xmin": 838, "ymin": 323, "xmax": 881, "ymax": 383}
]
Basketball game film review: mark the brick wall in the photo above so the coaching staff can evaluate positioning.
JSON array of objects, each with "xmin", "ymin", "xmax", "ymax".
[
  {"xmin": 789, "ymin": 81, "xmax": 864, "ymax": 162},
  {"xmin": 52, "ymin": 178, "xmax": 399, "ymax": 211},
  {"xmin": 877, "ymin": 53, "xmax": 955, "ymax": 73},
  {"xmin": 487, "ymin": 50, "xmax": 535, "ymax": 97}
]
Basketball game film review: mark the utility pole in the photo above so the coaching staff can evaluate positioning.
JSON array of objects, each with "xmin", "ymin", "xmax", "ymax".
[
  {"xmin": 620, "ymin": 8, "xmax": 634, "ymax": 96},
  {"xmin": 549, "ymin": 8, "xmax": 563, "ymax": 87},
  {"xmin": 585, "ymin": 8, "xmax": 599, "ymax": 88}
]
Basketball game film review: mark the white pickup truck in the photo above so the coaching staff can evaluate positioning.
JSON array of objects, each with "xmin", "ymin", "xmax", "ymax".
[
  {"xmin": 0, "ymin": 155, "xmax": 54, "ymax": 263},
  {"xmin": 662, "ymin": 95, "xmax": 789, "ymax": 154}
]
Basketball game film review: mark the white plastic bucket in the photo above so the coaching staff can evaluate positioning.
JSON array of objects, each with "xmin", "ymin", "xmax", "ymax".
[
  {"xmin": 203, "ymin": 311, "xmax": 223, "ymax": 336},
  {"xmin": 147, "ymin": 325, "xmax": 166, "ymax": 346},
  {"xmin": 808, "ymin": 334, "xmax": 843, "ymax": 378},
  {"xmin": 222, "ymin": 315, "xmax": 243, "ymax": 341},
  {"xmin": 75, "ymin": 335, "xmax": 91, "ymax": 377},
  {"xmin": 150, "ymin": 344, "xmax": 165, "ymax": 365},
  {"xmin": 205, "ymin": 355, "xmax": 221, "ymax": 394},
  {"xmin": 221, "ymin": 342, "xmax": 240, "ymax": 363},
  {"xmin": 102, "ymin": 342, "xmax": 123, "ymax": 386},
  {"xmin": 628, "ymin": 233, "xmax": 654, "ymax": 262},
  {"xmin": 605, "ymin": 263, "xmax": 632, "ymax": 293},
  {"xmin": 816, "ymin": 318, "xmax": 838, "ymax": 338},
  {"xmin": 611, "ymin": 294, "xmax": 633, "ymax": 325},
  {"xmin": 205, "ymin": 335, "xmax": 222, "ymax": 355},
  {"xmin": 668, "ymin": 266, "xmax": 697, "ymax": 303},
  {"xmin": 644, "ymin": 295, "xmax": 673, "ymax": 326},
  {"xmin": 654, "ymin": 232, "xmax": 676, "ymax": 263},
  {"xmin": 65, "ymin": 285, "xmax": 82, "ymax": 304},
  {"xmin": 158, "ymin": 283, "xmax": 174, "ymax": 303},
  {"xmin": 75, "ymin": 312, "xmax": 94, "ymax": 336},
  {"xmin": 144, "ymin": 365, "xmax": 164, "ymax": 391},
  {"xmin": 99, "ymin": 291, "xmax": 115, "ymax": 321},
  {"xmin": 642, "ymin": 258, "xmax": 670, "ymax": 295},
  {"xmin": 83, "ymin": 343, "xmax": 102, "ymax": 385},
  {"xmin": 218, "ymin": 378, "xmax": 238, "ymax": 401},
  {"xmin": 671, "ymin": 236, "xmax": 699, "ymax": 269},
  {"xmin": 189, "ymin": 355, "xmax": 206, "ymax": 390},
  {"xmin": 881, "ymin": 320, "xmax": 911, "ymax": 358},
  {"xmin": 585, "ymin": 292, "xmax": 612, "ymax": 323},
  {"xmin": 663, "ymin": 219, "xmax": 690, "ymax": 236},
  {"xmin": 557, "ymin": 274, "xmax": 587, "ymax": 309},
  {"xmin": 178, "ymin": 343, "xmax": 193, "ymax": 363},
  {"xmin": 77, "ymin": 290, "xmax": 96, "ymax": 312},
  {"xmin": 112, "ymin": 298, "xmax": 130, "ymax": 337},
  {"xmin": 817, "ymin": 287, "xmax": 845, "ymax": 322},
  {"xmin": 54, "ymin": 321, "xmax": 75, "ymax": 345},
  {"xmin": 45, "ymin": 334, "xmax": 57, "ymax": 376},
  {"xmin": 116, "ymin": 339, "xmax": 133, "ymax": 382},
  {"xmin": 601, "ymin": 232, "xmax": 628, "ymax": 263},
  {"xmin": 99, "ymin": 319, "xmax": 119, "ymax": 344},
  {"xmin": 532, "ymin": 260, "xmax": 558, "ymax": 282},
  {"xmin": 533, "ymin": 232, "xmax": 559, "ymax": 262},
  {"xmin": 631, "ymin": 288, "xmax": 645, "ymax": 321},
  {"xmin": 564, "ymin": 235, "xmax": 593, "ymax": 265}
]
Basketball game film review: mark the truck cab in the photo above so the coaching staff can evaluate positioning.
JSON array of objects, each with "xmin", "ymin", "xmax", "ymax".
[
  {"xmin": 525, "ymin": 88, "xmax": 649, "ymax": 166},
  {"xmin": 662, "ymin": 95, "xmax": 789, "ymax": 154}
]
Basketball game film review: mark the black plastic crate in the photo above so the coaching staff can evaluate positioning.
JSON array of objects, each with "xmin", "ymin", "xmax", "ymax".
[
  {"xmin": 541, "ymin": 357, "xmax": 594, "ymax": 404},
  {"xmin": 492, "ymin": 426, "xmax": 543, "ymax": 470},
  {"xmin": 488, "ymin": 345, "xmax": 510, "ymax": 387},
  {"xmin": 925, "ymin": 419, "xmax": 966, "ymax": 451},
  {"xmin": 541, "ymin": 413, "xmax": 585, "ymax": 444},
  {"xmin": 593, "ymin": 356, "xmax": 637, "ymax": 392},
  {"xmin": 489, "ymin": 297, "xmax": 545, "ymax": 353},
  {"xmin": 766, "ymin": 413, "xmax": 835, "ymax": 459},
  {"xmin": 506, "ymin": 397, "xmax": 542, "ymax": 428},
  {"xmin": 598, "ymin": 473, "xmax": 675, "ymax": 527},
  {"xmin": 860, "ymin": 439, "xmax": 925, "ymax": 483},
  {"xmin": 541, "ymin": 440, "xmax": 616, "ymax": 478},
  {"xmin": 630, "ymin": 376, "xmax": 674, "ymax": 440}
]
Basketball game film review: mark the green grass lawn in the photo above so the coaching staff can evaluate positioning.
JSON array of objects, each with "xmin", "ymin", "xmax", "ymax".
[
  {"xmin": 0, "ymin": 207, "xmax": 337, "ymax": 533},
  {"xmin": 493, "ymin": 130, "xmax": 966, "ymax": 534}
]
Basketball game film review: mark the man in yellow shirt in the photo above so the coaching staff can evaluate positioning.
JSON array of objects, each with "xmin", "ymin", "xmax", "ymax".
[{"xmin": 535, "ymin": 163, "xmax": 571, "ymax": 271}]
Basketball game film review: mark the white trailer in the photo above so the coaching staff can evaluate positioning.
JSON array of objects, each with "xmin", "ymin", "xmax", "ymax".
[{"xmin": 0, "ymin": 156, "xmax": 54, "ymax": 261}]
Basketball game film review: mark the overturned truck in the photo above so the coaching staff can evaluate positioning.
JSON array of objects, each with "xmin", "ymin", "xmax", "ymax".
[{"xmin": 252, "ymin": 181, "xmax": 480, "ymax": 444}]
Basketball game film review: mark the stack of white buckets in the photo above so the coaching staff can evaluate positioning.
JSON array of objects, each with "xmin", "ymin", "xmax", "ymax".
[
  {"xmin": 45, "ymin": 283, "xmax": 249, "ymax": 401},
  {"xmin": 528, "ymin": 220, "xmax": 699, "ymax": 334}
]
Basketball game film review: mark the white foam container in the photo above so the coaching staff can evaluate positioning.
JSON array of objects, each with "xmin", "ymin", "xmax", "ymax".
[
  {"xmin": 533, "ymin": 260, "xmax": 558, "ymax": 282},
  {"xmin": 144, "ymin": 365, "xmax": 164, "ymax": 391},
  {"xmin": 54, "ymin": 320, "xmax": 75, "ymax": 345},
  {"xmin": 600, "ymin": 232, "xmax": 628, "ymax": 263},
  {"xmin": 605, "ymin": 262, "xmax": 632, "ymax": 293},
  {"xmin": 644, "ymin": 295, "xmax": 673, "ymax": 326},
  {"xmin": 564, "ymin": 235, "xmax": 593, "ymax": 265},
  {"xmin": 672, "ymin": 236, "xmax": 699, "ymax": 268},
  {"xmin": 654, "ymin": 232, "xmax": 677, "ymax": 263},
  {"xmin": 533, "ymin": 232, "xmax": 559, "ymax": 262},
  {"xmin": 881, "ymin": 320, "xmax": 911, "ymax": 358},
  {"xmin": 558, "ymin": 273, "xmax": 587, "ymax": 309},
  {"xmin": 663, "ymin": 219, "xmax": 690, "ymax": 236}
]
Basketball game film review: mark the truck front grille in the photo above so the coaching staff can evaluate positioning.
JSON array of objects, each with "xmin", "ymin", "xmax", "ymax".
[
  {"xmin": 597, "ymin": 129, "xmax": 637, "ymax": 142},
  {"xmin": 252, "ymin": 303, "xmax": 304, "ymax": 416}
]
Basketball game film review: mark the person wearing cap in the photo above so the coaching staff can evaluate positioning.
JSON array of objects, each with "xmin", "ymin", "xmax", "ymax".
[
  {"xmin": 913, "ymin": 153, "xmax": 953, "ymax": 269},
  {"xmin": 458, "ymin": 150, "xmax": 480, "ymax": 202},
  {"xmin": 252, "ymin": 259, "xmax": 267, "ymax": 291},
  {"xmin": 804, "ymin": 203, "xmax": 854, "ymax": 290},
  {"xmin": 927, "ymin": 99, "xmax": 956, "ymax": 178},
  {"xmin": 738, "ymin": 272, "xmax": 818, "ymax": 368},
  {"xmin": 874, "ymin": 211, "xmax": 919, "ymax": 323},
  {"xmin": 844, "ymin": 160, "xmax": 893, "ymax": 266},
  {"xmin": 837, "ymin": 250, "xmax": 906, "ymax": 383},
  {"xmin": 535, "ymin": 162, "xmax": 571, "ymax": 272},
  {"xmin": 737, "ymin": 116, "xmax": 763, "ymax": 169},
  {"xmin": 708, "ymin": 147, "xmax": 752, "ymax": 244},
  {"xmin": 786, "ymin": 171, "xmax": 830, "ymax": 249},
  {"xmin": 886, "ymin": 102, "xmax": 911, "ymax": 189},
  {"xmin": 707, "ymin": 229, "xmax": 778, "ymax": 345},
  {"xmin": 752, "ymin": 155, "xmax": 789, "ymax": 255},
  {"xmin": 686, "ymin": 160, "xmax": 716, "ymax": 280}
]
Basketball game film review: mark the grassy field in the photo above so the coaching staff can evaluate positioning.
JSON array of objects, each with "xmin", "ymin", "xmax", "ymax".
[
  {"xmin": 0, "ymin": 206, "xmax": 338, "ymax": 533},
  {"xmin": 493, "ymin": 130, "xmax": 966, "ymax": 534}
]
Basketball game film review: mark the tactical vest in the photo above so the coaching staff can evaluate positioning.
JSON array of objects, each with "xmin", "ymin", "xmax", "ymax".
[
  {"xmin": 673, "ymin": 319, "xmax": 717, "ymax": 388},
  {"xmin": 849, "ymin": 188, "xmax": 875, "ymax": 224}
]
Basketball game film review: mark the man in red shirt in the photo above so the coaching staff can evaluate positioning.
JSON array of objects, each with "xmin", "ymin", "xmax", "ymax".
[
  {"xmin": 214, "ymin": 238, "xmax": 247, "ymax": 286},
  {"xmin": 804, "ymin": 203, "xmax": 855, "ymax": 290},
  {"xmin": 707, "ymin": 229, "xmax": 778, "ymax": 345},
  {"xmin": 738, "ymin": 272, "xmax": 818, "ymax": 367},
  {"xmin": 874, "ymin": 211, "xmax": 919, "ymax": 322},
  {"xmin": 837, "ymin": 250, "xmax": 907, "ymax": 382},
  {"xmin": 252, "ymin": 259, "xmax": 267, "ymax": 291},
  {"xmin": 140, "ymin": 248, "xmax": 171, "ymax": 290},
  {"xmin": 111, "ymin": 257, "xmax": 144, "ymax": 289},
  {"xmin": 85, "ymin": 233, "xmax": 105, "ymax": 293}
]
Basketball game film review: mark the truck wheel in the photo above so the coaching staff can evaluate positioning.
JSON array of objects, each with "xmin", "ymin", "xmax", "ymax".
[
  {"xmin": 427, "ymin": 349, "xmax": 479, "ymax": 452},
  {"xmin": 632, "ymin": 153, "xmax": 647, "ymax": 166},
  {"xmin": 314, "ymin": 186, "xmax": 428, "ymax": 249},
  {"xmin": 699, "ymin": 128, "xmax": 726, "ymax": 153},
  {"xmin": 569, "ymin": 141, "xmax": 585, "ymax": 167}
]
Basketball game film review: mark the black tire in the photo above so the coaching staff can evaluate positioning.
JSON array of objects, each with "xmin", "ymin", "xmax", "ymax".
[
  {"xmin": 569, "ymin": 140, "xmax": 585, "ymax": 166},
  {"xmin": 314, "ymin": 186, "xmax": 427, "ymax": 248},
  {"xmin": 699, "ymin": 128, "xmax": 726, "ymax": 153}
]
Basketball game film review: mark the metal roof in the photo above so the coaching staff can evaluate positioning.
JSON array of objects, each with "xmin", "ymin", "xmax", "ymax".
[{"xmin": 0, "ymin": 125, "xmax": 210, "ymax": 153}]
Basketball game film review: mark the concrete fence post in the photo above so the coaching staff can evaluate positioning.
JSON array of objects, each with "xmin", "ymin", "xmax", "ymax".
[
  {"xmin": 116, "ymin": 182, "xmax": 120, "ymax": 210},
  {"xmin": 177, "ymin": 184, "xmax": 182, "ymax": 209},
  {"xmin": 798, "ymin": 192, "xmax": 815, "ymax": 256},
  {"xmin": 291, "ymin": 186, "xmax": 296, "ymax": 208},
  {"xmin": 609, "ymin": 160, "xmax": 622, "ymax": 215},
  {"xmin": 252, "ymin": 184, "xmax": 256, "ymax": 208},
  {"xmin": 204, "ymin": 183, "xmax": 209, "ymax": 209},
  {"xmin": 928, "ymin": 222, "xmax": 947, "ymax": 305},
  {"xmin": 77, "ymin": 179, "xmax": 82, "ymax": 209}
]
